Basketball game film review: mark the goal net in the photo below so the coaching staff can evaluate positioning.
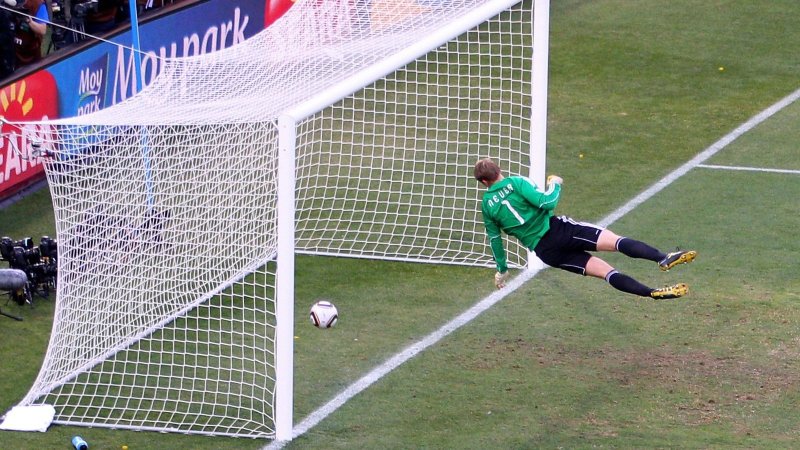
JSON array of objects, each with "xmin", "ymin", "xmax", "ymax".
[{"xmin": 2, "ymin": 0, "xmax": 543, "ymax": 440}]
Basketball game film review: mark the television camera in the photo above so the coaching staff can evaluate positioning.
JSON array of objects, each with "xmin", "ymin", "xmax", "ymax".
[
  {"xmin": 72, "ymin": 0, "xmax": 99, "ymax": 18},
  {"xmin": 0, "ymin": 235, "xmax": 58, "ymax": 306},
  {"xmin": 2, "ymin": 0, "xmax": 25, "ymax": 12},
  {"xmin": 2, "ymin": 0, "xmax": 30, "ymax": 33}
]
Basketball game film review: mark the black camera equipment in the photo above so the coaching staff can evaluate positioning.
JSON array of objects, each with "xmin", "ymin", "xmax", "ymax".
[
  {"xmin": 3, "ymin": 0, "xmax": 26, "ymax": 12},
  {"xmin": 0, "ymin": 235, "xmax": 58, "ymax": 303},
  {"xmin": 47, "ymin": 0, "xmax": 71, "ymax": 49},
  {"xmin": 72, "ymin": 0, "xmax": 99, "ymax": 18},
  {"xmin": 5, "ymin": 0, "xmax": 32, "ymax": 34}
]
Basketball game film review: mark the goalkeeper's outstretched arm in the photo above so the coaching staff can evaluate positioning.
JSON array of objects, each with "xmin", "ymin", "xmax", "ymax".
[{"xmin": 489, "ymin": 233, "xmax": 509, "ymax": 288}]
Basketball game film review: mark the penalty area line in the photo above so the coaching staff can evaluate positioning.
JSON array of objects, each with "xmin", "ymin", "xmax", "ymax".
[
  {"xmin": 265, "ymin": 85, "xmax": 800, "ymax": 449},
  {"xmin": 599, "ymin": 86, "xmax": 800, "ymax": 228}
]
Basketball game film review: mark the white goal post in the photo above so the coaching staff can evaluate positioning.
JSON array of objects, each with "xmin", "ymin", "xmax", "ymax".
[{"xmin": 0, "ymin": 0, "xmax": 549, "ymax": 441}]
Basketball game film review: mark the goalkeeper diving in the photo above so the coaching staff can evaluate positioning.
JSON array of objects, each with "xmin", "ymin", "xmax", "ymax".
[{"xmin": 474, "ymin": 158, "xmax": 696, "ymax": 299}]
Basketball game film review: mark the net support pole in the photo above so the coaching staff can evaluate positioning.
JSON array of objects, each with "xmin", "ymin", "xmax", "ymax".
[
  {"xmin": 128, "ymin": 0, "xmax": 153, "ymax": 208},
  {"xmin": 528, "ymin": 0, "xmax": 550, "ymax": 270},
  {"xmin": 128, "ymin": 0, "xmax": 144, "ymax": 89},
  {"xmin": 275, "ymin": 115, "xmax": 296, "ymax": 441}
]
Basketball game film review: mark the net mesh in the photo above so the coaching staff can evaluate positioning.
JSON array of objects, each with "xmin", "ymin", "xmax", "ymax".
[
  {"xmin": 31, "ymin": 122, "xmax": 280, "ymax": 437},
  {"xmin": 295, "ymin": 7, "xmax": 532, "ymax": 263},
  {"xmin": 11, "ymin": 0, "xmax": 533, "ymax": 438}
]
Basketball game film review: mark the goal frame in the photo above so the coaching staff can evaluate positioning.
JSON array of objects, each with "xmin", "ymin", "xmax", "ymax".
[{"xmin": 273, "ymin": 0, "xmax": 550, "ymax": 440}]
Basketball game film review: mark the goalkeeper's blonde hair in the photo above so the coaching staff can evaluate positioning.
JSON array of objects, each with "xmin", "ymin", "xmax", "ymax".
[{"xmin": 474, "ymin": 158, "xmax": 502, "ymax": 185}]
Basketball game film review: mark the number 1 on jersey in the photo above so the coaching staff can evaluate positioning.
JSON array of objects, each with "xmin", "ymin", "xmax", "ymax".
[{"xmin": 501, "ymin": 200, "xmax": 525, "ymax": 224}]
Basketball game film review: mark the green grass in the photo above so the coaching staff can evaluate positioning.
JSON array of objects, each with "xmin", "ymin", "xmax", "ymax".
[{"xmin": 3, "ymin": 0, "xmax": 800, "ymax": 448}]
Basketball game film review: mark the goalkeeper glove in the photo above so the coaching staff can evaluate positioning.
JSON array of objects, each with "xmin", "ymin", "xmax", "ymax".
[
  {"xmin": 494, "ymin": 271, "xmax": 509, "ymax": 289},
  {"xmin": 546, "ymin": 174, "xmax": 563, "ymax": 187}
]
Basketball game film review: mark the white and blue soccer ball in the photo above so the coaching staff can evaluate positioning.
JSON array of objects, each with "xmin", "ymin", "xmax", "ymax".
[{"xmin": 309, "ymin": 300, "xmax": 339, "ymax": 329}]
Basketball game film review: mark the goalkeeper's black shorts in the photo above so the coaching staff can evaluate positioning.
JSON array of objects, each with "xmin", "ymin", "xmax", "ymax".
[{"xmin": 533, "ymin": 215, "xmax": 605, "ymax": 276}]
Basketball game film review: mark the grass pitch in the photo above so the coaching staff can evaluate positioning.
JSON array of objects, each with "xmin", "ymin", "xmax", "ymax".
[{"xmin": 3, "ymin": 1, "xmax": 800, "ymax": 448}]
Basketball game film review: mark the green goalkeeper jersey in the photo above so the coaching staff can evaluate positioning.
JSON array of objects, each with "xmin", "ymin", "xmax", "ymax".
[{"xmin": 481, "ymin": 175, "xmax": 561, "ymax": 273}]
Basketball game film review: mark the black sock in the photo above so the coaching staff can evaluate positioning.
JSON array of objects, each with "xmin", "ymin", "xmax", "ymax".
[
  {"xmin": 606, "ymin": 270, "xmax": 652, "ymax": 297},
  {"xmin": 616, "ymin": 237, "xmax": 665, "ymax": 262}
]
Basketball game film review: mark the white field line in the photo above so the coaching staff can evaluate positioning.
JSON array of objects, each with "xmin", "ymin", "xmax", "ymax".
[
  {"xmin": 598, "ymin": 88, "xmax": 800, "ymax": 228},
  {"xmin": 265, "ymin": 86, "xmax": 800, "ymax": 449},
  {"xmin": 698, "ymin": 164, "xmax": 800, "ymax": 175}
]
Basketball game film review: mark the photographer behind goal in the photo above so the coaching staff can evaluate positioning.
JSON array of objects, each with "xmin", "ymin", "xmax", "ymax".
[{"xmin": 4, "ymin": 0, "xmax": 50, "ymax": 67}]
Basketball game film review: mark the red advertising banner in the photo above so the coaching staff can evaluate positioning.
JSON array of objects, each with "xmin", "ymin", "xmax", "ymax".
[
  {"xmin": 265, "ymin": 0, "xmax": 295, "ymax": 26},
  {"xmin": 0, "ymin": 70, "xmax": 59, "ymax": 198}
]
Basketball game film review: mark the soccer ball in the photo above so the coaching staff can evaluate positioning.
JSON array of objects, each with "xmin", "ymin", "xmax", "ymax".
[{"xmin": 309, "ymin": 300, "xmax": 338, "ymax": 329}]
